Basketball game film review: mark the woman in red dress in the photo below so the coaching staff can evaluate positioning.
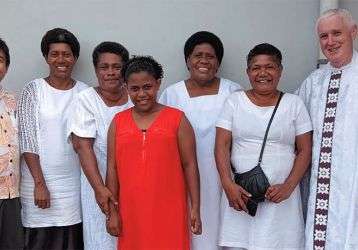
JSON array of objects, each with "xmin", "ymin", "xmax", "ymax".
[{"xmin": 105, "ymin": 56, "xmax": 202, "ymax": 250}]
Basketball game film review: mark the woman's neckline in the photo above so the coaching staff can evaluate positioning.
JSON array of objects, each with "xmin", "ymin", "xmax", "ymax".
[
  {"xmin": 130, "ymin": 106, "xmax": 167, "ymax": 132},
  {"xmin": 43, "ymin": 77, "xmax": 76, "ymax": 91},
  {"xmin": 243, "ymin": 90, "xmax": 281, "ymax": 108},
  {"xmin": 184, "ymin": 78, "xmax": 221, "ymax": 98},
  {"xmin": 93, "ymin": 87, "xmax": 129, "ymax": 108}
]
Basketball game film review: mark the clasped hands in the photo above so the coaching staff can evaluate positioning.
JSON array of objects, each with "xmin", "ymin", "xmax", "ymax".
[
  {"xmin": 95, "ymin": 186, "xmax": 120, "ymax": 236},
  {"xmin": 223, "ymin": 181, "xmax": 295, "ymax": 213}
]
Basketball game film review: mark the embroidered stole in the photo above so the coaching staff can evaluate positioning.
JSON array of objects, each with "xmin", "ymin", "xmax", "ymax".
[{"xmin": 313, "ymin": 70, "xmax": 342, "ymax": 250}]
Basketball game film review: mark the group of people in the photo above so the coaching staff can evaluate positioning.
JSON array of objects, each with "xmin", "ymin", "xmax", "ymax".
[{"xmin": 0, "ymin": 7, "xmax": 357, "ymax": 250}]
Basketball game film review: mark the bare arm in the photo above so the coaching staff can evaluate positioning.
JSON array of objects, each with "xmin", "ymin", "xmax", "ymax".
[
  {"xmin": 71, "ymin": 134, "xmax": 116, "ymax": 215},
  {"xmin": 266, "ymin": 131, "xmax": 312, "ymax": 203},
  {"xmin": 177, "ymin": 115, "xmax": 201, "ymax": 235},
  {"xmin": 105, "ymin": 120, "xmax": 121, "ymax": 236},
  {"xmin": 214, "ymin": 127, "xmax": 251, "ymax": 212},
  {"xmin": 23, "ymin": 153, "xmax": 50, "ymax": 209}
]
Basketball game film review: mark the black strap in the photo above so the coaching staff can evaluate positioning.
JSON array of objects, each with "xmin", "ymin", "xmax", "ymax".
[
  {"xmin": 257, "ymin": 91, "xmax": 284, "ymax": 166},
  {"xmin": 231, "ymin": 91, "xmax": 284, "ymax": 174}
]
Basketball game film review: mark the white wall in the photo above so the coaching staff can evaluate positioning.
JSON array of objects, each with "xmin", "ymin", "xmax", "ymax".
[{"xmin": 0, "ymin": 0, "xmax": 335, "ymax": 94}]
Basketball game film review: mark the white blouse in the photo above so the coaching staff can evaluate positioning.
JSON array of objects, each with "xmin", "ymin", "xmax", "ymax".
[
  {"xmin": 66, "ymin": 87, "xmax": 132, "ymax": 250},
  {"xmin": 160, "ymin": 78, "xmax": 242, "ymax": 250},
  {"xmin": 18, "ymin": 78, "xmax": 88, "ymax": 227},
  {"xmin": 216, "ymin": 91, "xmax": 312, "ymax": 250}
]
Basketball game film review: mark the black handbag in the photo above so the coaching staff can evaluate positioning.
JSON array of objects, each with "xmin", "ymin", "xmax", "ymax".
[{"xmin": 231, "ymin": 92, "xmax": 284, "ymax": 216}]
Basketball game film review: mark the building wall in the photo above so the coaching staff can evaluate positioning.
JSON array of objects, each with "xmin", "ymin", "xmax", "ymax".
[{"xmin": 0, "ymin": 0, "xmax": 346, "ymax": 94}]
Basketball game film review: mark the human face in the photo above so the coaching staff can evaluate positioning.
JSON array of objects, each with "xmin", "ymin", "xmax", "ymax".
[
  {"xmin": 0, "ymin": 50, "xmax": 8, "ymax": 82},
  {"xmin": 45, "ymin": 43, "xmax": 76, "ymax": 79},
  {"xmin": 95, "ymin": 53, "xmax": 123, "ymax": 92},
  {"xmin": 186, "ymin": 43, "xmax": 219, "ymax": 84},
  {"xmin": 317, "ymin": 14, "xmax": 357, "ymax": 68},
  {"xmin": 246, "ymin": 55, "xmax": 282, "ymax": 95},
  {"xmin": 126, "ymin": 71, "xmax": 160, "ymax": 113}
]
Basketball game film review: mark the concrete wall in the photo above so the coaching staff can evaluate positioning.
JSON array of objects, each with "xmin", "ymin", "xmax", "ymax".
[
  {"xmin": 0, "ymin": 0, "xmax": 339, "ymax": 94},
  {"xmin": 341, "ymin": 0, "xmax": 358, "ymax": 51}
]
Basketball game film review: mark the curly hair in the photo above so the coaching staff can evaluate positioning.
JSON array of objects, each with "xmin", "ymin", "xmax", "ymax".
[
  {"xmin": 41, "ymin": 28, "xmax": 80, "ymax": 58},
  {"xmin": 0, "ymin": 38, "xmax": 10, "ymax": 68},
  {"xmin": 184, "ymin": 31, "xmax": 224, "ymax": 65},
  {"xmin": 247, "ymin": 43, "xmax": 282, "ymax": 68},
  {"xmin": 92, "ymin": 41, "xmax": 129, "ymax": 67},
  {"xmin": 122, "ymin": 56, "xmax": 163, "ymax": 82}
]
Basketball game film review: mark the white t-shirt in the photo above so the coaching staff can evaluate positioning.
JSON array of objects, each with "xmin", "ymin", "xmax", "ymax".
[
  {"xmin": 67, "ymin": 87, "xmax": 132, "ymax": 250},
  {"xmin": 160, "ymin": 78, "xmax": 242, "ymax": 250},
  {"xmin": 19, "ymin": 78, "xmax": 88, "ymax": 227},
  {"xmin": 216, "ymin": 91, "xmax": 312, "ymax": 250}
]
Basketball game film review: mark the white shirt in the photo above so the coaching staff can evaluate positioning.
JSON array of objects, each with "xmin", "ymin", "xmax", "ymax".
[
  {"xmin": 18, "ymin": 78, "xmax": 88, "ymax": 227},
  {"xmin": 67, "ymin": 87, "xmax": 132, "ymax": 250},
  {"xmin": 160, "ymin": 78, "xmax": 242, "ymax": 250},
  {"xmin": 298, "ymin": 50, "xmax": 358, "ymax": 250},
  {"xmin": 216, "ymin": 91, "xmax": 312, "ymax": 250}
]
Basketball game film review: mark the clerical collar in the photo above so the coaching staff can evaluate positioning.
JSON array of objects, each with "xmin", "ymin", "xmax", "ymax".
[{"xmin": 327, "ymin": 50, "xmax": 358, "ymax": 71}]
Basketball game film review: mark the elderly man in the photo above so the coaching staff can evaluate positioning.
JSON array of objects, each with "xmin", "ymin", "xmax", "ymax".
[{"xmin": 298, "ymin": 8, "xmax": 358, "ymax": 250}]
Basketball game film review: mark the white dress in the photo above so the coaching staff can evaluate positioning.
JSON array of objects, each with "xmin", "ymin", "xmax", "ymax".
[
  {"xmin": 216, "ymin": 91, "xmax": 312, "ymax": 250},
  {"xmin": 18, "ymin": 78, "xmax": 88, "ymax": 227},
  {"xmin": 159, "ymin": 78, "xmax": 242, "ymax": 250},
  {"xmin": 297, "ymin": 50, "xmax": 358, "ymax": 250},
  {"xmin": 66, "ymin": 87, "xmax": 132, "ymax": 250}
]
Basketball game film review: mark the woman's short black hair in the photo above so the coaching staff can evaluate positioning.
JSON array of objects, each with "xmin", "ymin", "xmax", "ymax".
[
  {"xmin": 247, "ymin": 43, "xmax": 282, "ymax": 67},
  {"xmin": 0, "ymin": 38, "xmax": 10, "ymax": 68},
  {"xmin": 184, "ymin": 31, "xmax": 224, "ymax": 64},
  {"xmin": 41, "ymin": 28, "xmax": 80, "ymax": 58},
  {"xmin": 92, "ymin": 41, "xmax": 129, "ymax": 67},
  {"xmin": 122, "ymin": 56, "xmax": 163, "ymax": 82}
]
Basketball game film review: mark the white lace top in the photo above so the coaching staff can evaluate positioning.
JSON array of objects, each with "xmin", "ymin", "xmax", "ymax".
[{"xmin": 18, "ymin": 78, "xmax": 88, "ymax": 227}]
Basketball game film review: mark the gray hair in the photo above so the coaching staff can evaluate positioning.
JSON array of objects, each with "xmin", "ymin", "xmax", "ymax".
[{"xmin": 316, "ymin": 8, "xmax": 357, "ymax": 31}]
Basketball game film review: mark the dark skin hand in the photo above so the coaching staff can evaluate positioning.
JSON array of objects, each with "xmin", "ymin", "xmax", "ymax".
[
  {"xmin": 23, "ymin": 153, "xmax": 51, "ymax": 209},
  {"xmin": 106, "ymin": 201, "xmax": 121, "ymax": 237},
  {"xmin": 177, "ymin": 115, "xmax": 202, "ymax": 235},
  {"xmin": 214, "ymin": 127, "xmax": 252, "ymax": 213},
  {"xmin": 71, "ymin": 135, "xmax": 117, "ymax": 216},
  {"xmin": 265, "ymin": 131, "xmax": 312, "ymax": 203},
  {"xmin": 105, "ymin": 121, "xmax": 121, "ymax": 236}
]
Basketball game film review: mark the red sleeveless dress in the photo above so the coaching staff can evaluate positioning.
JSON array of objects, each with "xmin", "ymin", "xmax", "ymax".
[{"xmin": 114, "ymin": 106, "xmax": 189, "ymax": 250}]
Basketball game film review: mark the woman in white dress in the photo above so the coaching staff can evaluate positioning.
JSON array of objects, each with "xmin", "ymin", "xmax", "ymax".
[
  {"xmin": 160, "ymin": 31, "xmax": 242, "ymax": 250},
  {"xmin": 67, "ymin": 41, "xmax": 131, "ymax": 250},
  {"xmin": 215, "ymin": 43, "xmax": 312, "ymax": 250},
  {"xmin": 18, "ymin": 28, "xmax": 87, "ymax": 250}
]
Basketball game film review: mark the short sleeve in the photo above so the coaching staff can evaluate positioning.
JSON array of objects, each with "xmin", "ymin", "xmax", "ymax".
[
  {"xmin": 66, "ymin": 94, "xmax": 97, "ymax": 140},
  {"xmin": 159, "ymin": 87, "xmax": 171, "ymax": 106},
  {"xmin": 216, "ymin": 95, "xmax": 236, "ymax": 131},
  {"xmin": 294, "ymin": 97, "xmax": 313, "ymax": 136},
  {"xmin": 159, "ymin": 89, "xmax": 168, "ymax": 105}
]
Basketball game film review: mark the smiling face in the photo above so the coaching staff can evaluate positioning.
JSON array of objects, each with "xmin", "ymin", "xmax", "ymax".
[
  {"xmin": 126, "ymin": 71, "xmax": 160, "ymax": 113},
  {"xmin": 247, "ymin": 54, "xmax": 282, "ymax": 95},
  {"xmin": 318, "ymin": 14, "xmax": 357, "ymax": 68},
  {"xmin": 0, "ymin": 49, "xmax": 8, "ymax": 82},
  {"xmin": 45, "ymin": 43, "xmax": 76, "ymax": 79},
  {"xmin": 186, "ymin": 43, "xmax": 219, "ymax": 85},
  {"xmin": 95, "ymin": 52, "xmax": 123, "ymax": 92}
]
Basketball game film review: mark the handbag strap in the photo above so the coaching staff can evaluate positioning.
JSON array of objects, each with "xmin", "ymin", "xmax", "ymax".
[
  {"xmin": 257, "ymin": 91, "xmax": 284, "ymax": 166},
  {"xmin": 231, "ymin": 91, "xmax": 284, "ymax": 174}
]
